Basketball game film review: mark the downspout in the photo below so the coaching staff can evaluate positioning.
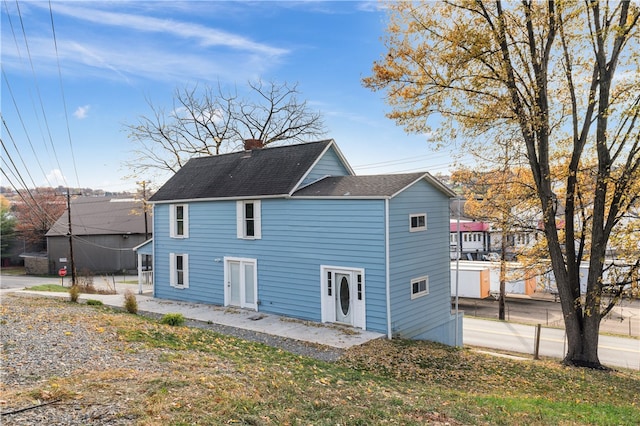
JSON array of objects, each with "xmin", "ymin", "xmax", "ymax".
[
  {"xmin": 151, "ymin": 204, "xmax": 156, "ymax": 297},
  {"xmin": 385, "ymin": 198, "xmax": 392, "ymax": 339},
  {"xmin": 455, "ymin": 197, "xmax": 461, "ymax": 347},
  {"xmin": 137, "ymin": 252, "xmax": 143, "ymax": 294}
]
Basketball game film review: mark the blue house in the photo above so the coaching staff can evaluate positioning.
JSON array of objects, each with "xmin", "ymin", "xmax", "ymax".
[{"xmin": 145, "ymin": 139, "xmax": 462, "ymax": 345}]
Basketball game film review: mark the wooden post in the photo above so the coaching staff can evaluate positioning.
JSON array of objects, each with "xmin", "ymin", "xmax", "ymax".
[{"xmin": 534, "ymin": 324, "xmax": 541, "ymax": 360}]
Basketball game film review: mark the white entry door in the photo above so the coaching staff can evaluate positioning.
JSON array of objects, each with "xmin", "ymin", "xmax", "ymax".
[
  {"xmin": 335, "ymin": 273, "xmax": 353, "ymax": 324},
  {"xmin": 225, "ymin": 257, "xmax": 257, "ymax": 310},
  {"xmin": 321, "ymin": 266, "xmax": 366, "ymax": 329}
]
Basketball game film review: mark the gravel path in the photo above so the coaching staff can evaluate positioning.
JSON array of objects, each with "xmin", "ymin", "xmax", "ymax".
[{"xmin": 0, "ymin": 293, "xmax": 344, "ymax": 425}]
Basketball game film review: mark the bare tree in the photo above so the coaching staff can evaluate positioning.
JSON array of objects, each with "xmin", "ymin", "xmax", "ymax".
[{"xmin": 124, "ymin": 80, "xmax": 327, "ymax": 178}]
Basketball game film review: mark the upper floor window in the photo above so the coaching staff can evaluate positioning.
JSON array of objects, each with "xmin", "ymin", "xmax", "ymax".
[
  {"xmin": 237, "ymin": 200, "xmax": 261, "ymax": 239},
  {"xmin": 170, "ymin": 204, "xmax": 189, "ymax": 238},
  {"xmin": 409, "ymin": 213, "xmax": 427, "ymax": 232}
]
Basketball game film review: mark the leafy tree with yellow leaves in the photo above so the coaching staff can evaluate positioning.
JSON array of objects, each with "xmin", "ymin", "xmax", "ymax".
[
  {"xmin": 1, "ymin": 195, "xmax": 16, "ymax": 260},
  {"xmin": 452, "ymin": 137, "xmax": 539, "ymax": 320},
  {"xmin": 365, "ymin": 1, "xmax": 639, "ymax": 368}
]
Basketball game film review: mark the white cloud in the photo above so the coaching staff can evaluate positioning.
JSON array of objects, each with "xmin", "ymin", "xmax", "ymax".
[
  {"xmin": 74, "ymin": 105, "xmax": 90, "ymax": 119},
  {"xmin": 45, "ymin": 169, "xmax": 67, "ymax": 187},
  {"xmin": 1, "ymin": 7, "xmax": 285, "ymax": 85},
  {"xmin": 47, "ymin": 3, "xmax": 288, "ymax": 57}
]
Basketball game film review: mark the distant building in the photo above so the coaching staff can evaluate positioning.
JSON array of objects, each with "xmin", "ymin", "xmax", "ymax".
[{"xmin": 46, "ymin": 197, "xmax": 151, "ymax": 275}]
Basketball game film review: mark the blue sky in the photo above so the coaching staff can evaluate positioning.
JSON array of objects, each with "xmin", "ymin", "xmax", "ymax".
[{"xmin": 2, "ymin": 0, "xmax": 458, "ymax": 193}]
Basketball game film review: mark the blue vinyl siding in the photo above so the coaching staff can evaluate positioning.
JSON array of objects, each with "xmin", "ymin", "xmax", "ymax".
[
  {"xmin": 153, "ymin": 202, "xmax": 236, "ymax": 304},
  {"xmin": 153, "ymin": 198, "xmax": 389, "ymax": 333},
  {"xmin": 388, "ymin": 180, "xmax": 454, "ymax": 342},
  {"xmin": 135, "ymin": 240, "xmax": 152, "ymax": 255},
  {"xmin": 259, "ymin": 199, "xmax": 387, "ymax": 332},
  {"xmin": 301, "ymin": 146, "xmax": 351, "ymax": 186}
]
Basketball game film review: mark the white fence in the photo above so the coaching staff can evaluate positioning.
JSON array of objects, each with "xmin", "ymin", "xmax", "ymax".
[{"xmin": 138, "ymin": 270, "xmax": 153, "ymax": 294}]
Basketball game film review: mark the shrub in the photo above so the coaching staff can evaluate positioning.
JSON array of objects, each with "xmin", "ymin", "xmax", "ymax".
[
  {"xmin": 160, "ymin": 313, "xmax": 185, "ymax": 327},
  {"xmin": 86, "ymin": 299, "xmax": 103, "ymax": 306},
  {"xmin": 123, "ymin": 289, "xmax": 138, "ymax": 314},
  {"xmin": 68, "ymin": 285, "xmax": 80, "ymax": 303}
]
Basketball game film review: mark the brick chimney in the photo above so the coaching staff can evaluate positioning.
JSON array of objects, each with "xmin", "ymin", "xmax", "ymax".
[{"xmin": 244, "ymin": 139, "xmax": 264, "ymax": 151}]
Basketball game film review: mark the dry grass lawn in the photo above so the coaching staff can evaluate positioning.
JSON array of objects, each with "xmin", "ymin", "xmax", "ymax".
[{"xmin": 1, "ymin": 294, "xmax": 638, "ymax": 425}]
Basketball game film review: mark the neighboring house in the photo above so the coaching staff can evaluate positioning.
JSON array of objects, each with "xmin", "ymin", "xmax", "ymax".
[
  {"xmin": 449, "ymin": 199, "xmax": 542, "ymax": 261},
  {"xmin": 145, "ymin": 139, "xmax": 461, "ymax": 345},
  {"xmin": 46, "ymin": 197, "xmax": 151, "ymax": 275},
  {"xmin": 450, "ymin": 220, "xmax": 491, "ymax": 260}
]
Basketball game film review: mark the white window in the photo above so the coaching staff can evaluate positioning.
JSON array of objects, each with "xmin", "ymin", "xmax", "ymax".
[
  {"xmin": 169, "ymin": 253, "xmax": 189, "ymax": 288},
  {"xmin": 170, "ymin": 204, "xmax": 189, "ymax": 238},
  {"xmin": 237, "ymin": 200, "xmax": 261, "ymax": 239},
  {"xmin": 409, "ymin": 213, "xmax": 427, "ymax": 232},
  {"xmin": 411, "ymin": 276, "xmax": 429, "ymax": 299}
]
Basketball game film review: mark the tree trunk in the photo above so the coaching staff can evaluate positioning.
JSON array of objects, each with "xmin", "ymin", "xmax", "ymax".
[
  {"xmin": 552, "ymin": 249, "xmax": 604, "ymax": 368},
  {"xmin": 562, "ymin": 301, "xmax": 603, "ymax": 368}
]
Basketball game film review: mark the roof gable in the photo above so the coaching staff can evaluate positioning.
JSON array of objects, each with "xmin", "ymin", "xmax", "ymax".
[
  {"xmin": 149, "ymin": 140, "xmax": 335, "ymax": 202},
  {"xmin": 293, "ymin": 172, "xmax": 455, "ymax": 198}
]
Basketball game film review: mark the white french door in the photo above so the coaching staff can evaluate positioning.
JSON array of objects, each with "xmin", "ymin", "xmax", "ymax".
[{"xmin": 224, "ymin": 257, "xmax": 257, "ymax": 310}]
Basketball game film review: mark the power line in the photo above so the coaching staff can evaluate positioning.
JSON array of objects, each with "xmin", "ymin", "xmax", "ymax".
[
  {"xmin": 13, "ymin": 0, "xmax": 68, "ymax": 188},
  {"xmin": 0, "ymin": 117, "xmax": 38, "ymax": 190},
  {"xmin": 0, "ymin": 74, "xmax": 52, "ymax": 187},
  {"xmin": 353, "ymin": 153, "xmax": 447, "ymax": 169},
  {"xmin": 48, "ymin": 0, "xmax": 81, "ymax": 188}
]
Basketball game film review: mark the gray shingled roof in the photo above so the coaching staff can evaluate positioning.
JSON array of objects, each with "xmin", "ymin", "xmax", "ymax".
[
  {"xmin": 293, "ymin": 173, "xmax": 429, "ymax": 197},
  {"xmin": 149, "ymin": 140, "xmax": 333, "ymax": 202},
  {"xmin": 46, "ymin": 197, "xmax": 149, "ymax": 236}
]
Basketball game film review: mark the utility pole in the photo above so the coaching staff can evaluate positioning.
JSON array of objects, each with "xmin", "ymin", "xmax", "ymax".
[
  {"xmin": 66, "ymin": 189, "xmax": 77, "ymax": 286},
  {"xmin": 137, "ymin": 181, "xmax": 150, "ymax": 240},
  {"xmin": 137, "ymin": 181, "xmax": 150, "ymax": 273}
]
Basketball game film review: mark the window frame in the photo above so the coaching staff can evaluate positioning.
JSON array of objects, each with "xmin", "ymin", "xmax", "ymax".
[
  {"xmin": 170, "ymin": 253, "xmax": 189, "ymax": 289},
  {"xmin": 236, "ymin": 200, "xmax": 261, "ymax": 239},
  {"xmin": 410, "ymin": 275, "xmax": 429, "ymax": 299},
  {"xmin": 409, "ymin": 213, "xmax": 427, "ymax": 232},
  {"xmin": 170, "ymin": 204, "xmax": 189, "ymax": 238}
]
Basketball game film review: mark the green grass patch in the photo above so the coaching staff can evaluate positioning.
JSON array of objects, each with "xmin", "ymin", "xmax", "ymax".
[
  {"xmin": 28, "ymin": 284, "xmax": 68, "ymax": 292},
  {"xmin": 465, "ymin": 394, "xmax": 640, "ymax": 425},
  {"xmin": 159, "ymin": 312, "xmax": 185, "ymax": 326}
]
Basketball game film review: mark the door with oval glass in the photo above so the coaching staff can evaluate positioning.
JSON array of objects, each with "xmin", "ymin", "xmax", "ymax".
[
  {"xmin": 335, "ymin": 273, "xmax": 352, "ymax": 324},
  {"xmin": 322, "ymin": 267, "xmax": 365, "ymax": 329}
]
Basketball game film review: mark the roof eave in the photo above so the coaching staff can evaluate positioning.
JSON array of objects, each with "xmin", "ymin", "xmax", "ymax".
[
  {"xmin": 149, "ymin": 193, "xmax": 289, "ymax": 204},
  {"xmin": 389, "ymin": 172, "xmax": 456, "ymax": 199}
]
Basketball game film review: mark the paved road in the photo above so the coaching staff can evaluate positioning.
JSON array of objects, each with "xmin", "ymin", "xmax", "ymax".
[
  {"xmin": 464, "ymin": 317, "xmax": 639, "ymax": 370},
  {"xmin": 0, "ymin": 274, "xmax": 66, "ymax": 290},
  {"xmin": 458, "ymin": 295, "xmax": 639, "ymax": 337},
  {"xmin": 0, "ymin": 273, "xmax": 138, "ymax": 293}
]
